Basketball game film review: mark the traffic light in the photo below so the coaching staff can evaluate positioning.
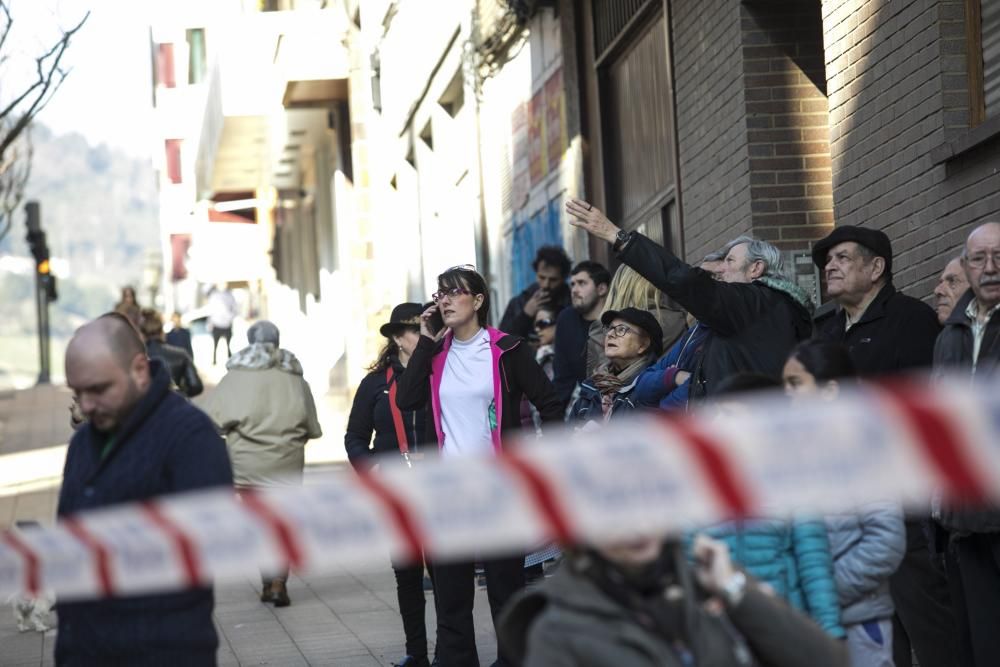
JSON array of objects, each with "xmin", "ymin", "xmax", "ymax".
[{"xmin": 25, "ymin": 201, "xmax": 49, "ymax": 265}]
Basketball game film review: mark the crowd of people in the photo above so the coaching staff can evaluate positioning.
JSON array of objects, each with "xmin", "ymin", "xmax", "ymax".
[{"xmin": 53, "ymin": 211, "xmax": 999, "ymax": 667}]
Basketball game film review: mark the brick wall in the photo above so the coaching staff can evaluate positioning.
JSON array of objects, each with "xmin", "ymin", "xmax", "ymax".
[
  {"xmin": 822, "ymin": 0, "xmax": 1000, "ymax": 300},
  {"xmin": 671, "ymin": 0, "xmax": 752, "ymax": 262},
  {"xmin": 742, "ymin": 2, "xmax": 835, "ymax": 251}
]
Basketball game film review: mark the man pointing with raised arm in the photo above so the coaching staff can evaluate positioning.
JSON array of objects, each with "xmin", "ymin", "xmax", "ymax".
[{"xmin": 566, "ymin": 198, "xmax": 814, "ymax": 398}]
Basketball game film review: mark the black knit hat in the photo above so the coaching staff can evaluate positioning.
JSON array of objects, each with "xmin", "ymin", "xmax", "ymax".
[
  {"xmin": 379, "ymin": 302, "xmax": 424, "ymax": 338},
  {"xmin": 600, "ymin": 307, "xmax": 663, "ymax": 357},
  {"xmin": 811, "ymin": 226, "xmax": 893, "ymax": 276}
]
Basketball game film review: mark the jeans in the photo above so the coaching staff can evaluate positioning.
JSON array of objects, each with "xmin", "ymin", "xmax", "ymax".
[
  {"xmin": 846, "ymin": 619, "xmax": 894, "ymax": 667},
  {"xmin": 211, "ymin": 326, "xmax": 232, "ymax": 365}
]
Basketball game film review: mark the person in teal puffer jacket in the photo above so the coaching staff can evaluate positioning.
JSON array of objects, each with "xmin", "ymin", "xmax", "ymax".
[{"xmin": 688, "ymin": 373, "xmax": 845, "ymax": 639}]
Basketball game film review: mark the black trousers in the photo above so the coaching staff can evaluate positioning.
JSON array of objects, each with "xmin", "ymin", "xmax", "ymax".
[
  {"xmin": 432, "ymin": 555, "xmax": 525, "ymax": 667},
  {"xmin": 393, "ymin": 558, "xmax": 432, "ymax": 660},
  {"xmin": 946, "ymin": 533, "xmax": 1000, "ymax": 667},
  {"xmin": 212, "ymin": 326, "xmax": 232, "ymax": 364},
  {"xmin": 890, "ymin": 519, "xmax": 960, "ymax": 667}
]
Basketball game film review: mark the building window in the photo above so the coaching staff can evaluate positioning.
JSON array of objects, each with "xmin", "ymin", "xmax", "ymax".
[
  {"xmin": 967, "ymin": 0, "xmax": 1000, "ymax": 124},
  {"xmin": 165, "ymin": 139, "xmax": 182, "ymax": 184},
  {"xmin": 156, "ymin": 43, "xmax": 176, "ymax": 88},
  {"xmin": 187, "ymin": 29, "xmax": 207, "ymax": 85}
]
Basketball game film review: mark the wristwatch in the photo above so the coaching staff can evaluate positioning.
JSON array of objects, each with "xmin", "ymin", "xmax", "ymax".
[
  {"xmin": 612, "ymin": 229, "xmax": 632, "ymax": 252},
  {"xmin": 721, "ymin": 570, "xmax": 747, "ymax": 607}
]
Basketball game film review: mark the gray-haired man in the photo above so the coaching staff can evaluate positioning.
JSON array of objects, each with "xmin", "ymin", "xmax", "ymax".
[{"xmin": 565, "ymin": 199, "xmax": 815, "ymax": 399}]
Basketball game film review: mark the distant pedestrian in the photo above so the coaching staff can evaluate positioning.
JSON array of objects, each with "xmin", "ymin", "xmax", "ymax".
[
  {"xmin": 58, "ymin": 312, "xmax": 232, "ymax": 665},
  {"xmin": 569, "ymin": 307, "xmax": 661, "ymax": 425},
  {"xmin": 138, "ymin": 308, "xmax": 203, "ymax": 397},
  {"xmin": 203, "ymin": 320, "xmax": 322, "ymax": 607},
  {"xmin": 345, "ymin": 302, "xmax": 432, "ymax": 667},
  {"xmin": 114, "ymin": 285, "xmax": 141, "ymax": 328},
  {"xmin": 207, "ymin": 284, "xmax": 238, "ymax": 365},
  {"xmin": 395, "ymin": 265, "xmax": 563, "ymax": 667},
  {"xmin": 521, "ymin": 305, "xmax": 558, "ymax": 429},
  {"xmin": 551, "ymin": 261, "xmax": 610, "ymax": 409},
  {"xmin": 165, "ymin": 312, "xmax": 195, "ymax": 359},
  {"xmin": 783, "ymin": 340, "xmax": 906, "ymax": 667},
  {"xmin": 810, "ymin": 225, "xmax": 955, "ymax": 667},
  {"xmin": 933, "ymin": 222, "xmax": 1000, "ymax": 667},
  {"xmin": 499, "ymin": 246, "xmax": 571, "ymax": 338}
]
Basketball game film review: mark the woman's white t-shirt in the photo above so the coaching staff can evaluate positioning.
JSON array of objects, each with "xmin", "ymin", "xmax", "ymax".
[{"xmin": 439, "ymin": 328, "xmax": 495, "ymax": 458}]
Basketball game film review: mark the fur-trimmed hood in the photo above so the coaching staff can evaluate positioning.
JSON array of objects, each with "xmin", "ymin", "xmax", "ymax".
[{"xmin": 226, "ymin": 342, "xmax": 303, "ymax": 375}]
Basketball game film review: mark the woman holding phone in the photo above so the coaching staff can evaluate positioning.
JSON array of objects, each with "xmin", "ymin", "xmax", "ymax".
[{"xmin": 395, "ymin": 264, "xmax": 563, "ymax": 667}]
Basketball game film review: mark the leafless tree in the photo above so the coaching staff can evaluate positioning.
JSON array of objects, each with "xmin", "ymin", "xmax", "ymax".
[{"xmin": 0, "ymin": 2, "xmax": 88, "ymax": 243}]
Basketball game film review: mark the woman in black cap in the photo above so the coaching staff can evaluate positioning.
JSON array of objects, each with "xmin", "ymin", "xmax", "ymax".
[
  {"xmin": 344, "ymin": 302, "xmax": 432, "ymax": 667},
  {"xmin": 570, "ymin": 306, "xmax": 662, "ymax": 425}
]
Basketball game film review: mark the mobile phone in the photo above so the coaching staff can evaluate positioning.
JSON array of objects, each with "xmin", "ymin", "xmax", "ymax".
[{"xmin": 426, "ymin": 306, "xmax": 445, "ymax": 336}]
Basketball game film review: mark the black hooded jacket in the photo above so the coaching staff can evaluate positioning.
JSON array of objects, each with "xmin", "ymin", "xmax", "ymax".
[
  {"xmin": 617, "ymin": 233, "xmax": 814, "ymax": 399},
  {"xmin": 146, "ymin": 339, "xmax": 203, "ymax": 397}
]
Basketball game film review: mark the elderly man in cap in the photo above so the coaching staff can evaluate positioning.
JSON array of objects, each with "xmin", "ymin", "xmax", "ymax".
[
  {"xmin": 58, "ymin": 312, "xmax": 232, "ymax": 665},
  {"xmin": 812, "ymin": 225, "xmax": 956, "ymax": 667},
  {"xmin": 933, "ymin": 222, "xmax": 1000, "ymax": 667},
  {"xmin": 204, "ymin": 319, "xmax": 322, "ymax": 607},
  {"xmin": 811, "ymin": 225, "xmax": 940, "ymax": 374}
]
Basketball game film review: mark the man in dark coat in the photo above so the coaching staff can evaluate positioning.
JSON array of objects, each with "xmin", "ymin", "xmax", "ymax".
[
  {"xmin": 810, "ymin": 225, "xmax": 956, "ymax": 667},
  {"xmin": 551, "ymin": 260, "xmax": 610, "ymax": 407},
  {"xmin": 932, "ymin": 222, "xmax": 1000, "ymax": 667},
  {"xmin": 498, "ymin": 245, "xmax": 571, "ymax": 338},
  {"xmin": 565, "ymin": 199, "xmax": 814, "ymax": 399},
  {"xmin": 57, "ymin": 312, "xmax": 233, "ymax": 666}
]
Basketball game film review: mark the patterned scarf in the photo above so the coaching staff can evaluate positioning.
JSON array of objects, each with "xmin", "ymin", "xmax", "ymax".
[{"xmin": 589, "ymin": 354, "xmax": 652, "ymax": 397}]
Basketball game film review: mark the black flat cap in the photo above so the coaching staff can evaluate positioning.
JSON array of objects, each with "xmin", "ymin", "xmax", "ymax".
[
  {"xmin": 600, "ymin": 307, "xmax": 664, "ymax": 358},
  {"xmin": 811, "ymin": 225, "xmax": 893, "ymax": 275}
]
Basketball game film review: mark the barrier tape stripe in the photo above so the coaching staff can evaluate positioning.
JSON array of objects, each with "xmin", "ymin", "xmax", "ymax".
[
  {"xmin": 658, "ymin": 415, "xmax": 754, "ymax": 517},
  {"xmin": 352, "ymin": 471, "xmax": 423, "ymax": 563},
  {"xmin": 141, "ymin": 502, "xmax": 203, "ymax": 587},
  {"xmin": 878, "ymin": 381, "xmax": 989, "ymax": 504},
  {"xmin": 3, "ymin": 376, "xmax": 1000, "ymax": 602},
  {"xmin": 497, "ymin": 449, "xmax": 574, "ymax": 543},
  {"xmin": 64, "ymin": 517, "xmax": 114, "ymax": 597},
  {"xmin": 237, "ymin": 490, "xmax": 306, "ymax": 570},
  {"xmin": 2, "ymin": 530, "xmax": 39, "ymax": 597}
]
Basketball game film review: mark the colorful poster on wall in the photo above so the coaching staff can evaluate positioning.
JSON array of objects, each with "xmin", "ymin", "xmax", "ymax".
[
  {"xmin": 528, "ymin": 90, "xmax": 547, "ymax": 187},
  {"xmin": 545, "ymin": 68, "xmax": 567, "ymax": 172},
  {"xmin": 511, "ymin": 101, "xmax": 530, "ymax": 209}
]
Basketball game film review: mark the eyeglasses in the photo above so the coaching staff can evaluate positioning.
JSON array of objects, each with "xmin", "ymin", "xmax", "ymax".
[
  {"xmin": 445, "ymin": 263, "xmax": 477, "ymax": 272},
  {"xmin": 432, "ymin": 287, "xmax": 472, "ymax": 303},
  {"xmin": 965, "ymin": 252, "xmax": 1000, "ymax": 269},
  {"xmin": 534, "ymin": 318, "xmax": 555, "ymax": 331},
  {"xmin": 604, "ymin": 324, "xmax": 637, "ymax": 338}
]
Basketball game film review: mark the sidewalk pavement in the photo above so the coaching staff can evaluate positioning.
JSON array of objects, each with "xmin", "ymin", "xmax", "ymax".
[{"xmin": 0, "ymin": 385, "xmax": 501, "ymax": 666}]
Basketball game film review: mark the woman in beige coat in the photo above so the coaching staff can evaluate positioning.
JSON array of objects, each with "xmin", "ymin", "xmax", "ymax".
[{"xmin": 204, "ymin": 320, "xmax": 322, "ymax": 606}]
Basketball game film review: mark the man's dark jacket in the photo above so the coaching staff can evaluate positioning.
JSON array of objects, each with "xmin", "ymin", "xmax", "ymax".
[
  {"xmin": 56, "ymin": 359, "xmax": 233, "ymax": 666},
  {"xmin": 618, "ymin": 233, "xmax": 814, "ymax": 398},
  {"xmin": 933, "ymin": 288, "xmax": 1000, "ymax": 534},
  {"xmin": 551, "ymin": 305, "xmax": 592, "ymax": 406},
  {"xmin": 814, "ymin": 282, "xmax": 940, "ymax": 377},
  {"xmin": 165, "ymin": 326, "xmax": 194, "ymax": 359},
  {"xmin": 498, "ymin": 282, "xmax": 570, "ymax": 338}
]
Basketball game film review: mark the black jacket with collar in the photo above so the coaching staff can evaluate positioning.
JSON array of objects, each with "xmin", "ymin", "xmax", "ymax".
[
  {"xmin": 146, "ymin": 339, "xmax": 203, "ymax": 397},
  {"xmin": 933, "ymin": 288, "xmax": 1000, "ymax": 377},
  {"xmin": 344, "ymin": 357, "xmax": 429, "ymax": 471},
  {"xmin": 813, "ymin": 282, "xmax": 940, "ymax": 377},
  {"xmin": 617, "ymin": 233, "xmax": 814, "ymax": 399},
  {"xmin": 498, "ymin": 281, "xmax": 571, "ymax": 338}
]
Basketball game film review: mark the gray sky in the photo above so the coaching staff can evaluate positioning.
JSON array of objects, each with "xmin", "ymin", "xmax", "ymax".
[{"xmin": 7, "ymin": 0, "xmax": 153, "ymax": 156}]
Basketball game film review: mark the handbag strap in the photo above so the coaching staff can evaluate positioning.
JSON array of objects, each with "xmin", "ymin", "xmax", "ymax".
[{"xmin": 385, "ymin": 367, "xmax": 409, "ymax": 454}]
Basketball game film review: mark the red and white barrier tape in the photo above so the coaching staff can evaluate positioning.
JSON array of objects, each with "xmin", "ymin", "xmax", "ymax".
[{"xmin": 2, "ymin": 375, "xmax": 999, "ymax": 601}]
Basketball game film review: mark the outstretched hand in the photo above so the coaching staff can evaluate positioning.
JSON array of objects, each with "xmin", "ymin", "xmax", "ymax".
[{"xmin": 565, "ymin": 199, "xmax": 621, "ymax": 244}]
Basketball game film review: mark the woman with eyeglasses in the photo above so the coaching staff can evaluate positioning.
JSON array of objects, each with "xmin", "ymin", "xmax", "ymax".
[
  {"xmin": 570, "ymin": 307, "xmax": 662, "ymax": 425},
  {"xmin": 394, "ymin": 264, "xmax": 563, "ymax": 667}
]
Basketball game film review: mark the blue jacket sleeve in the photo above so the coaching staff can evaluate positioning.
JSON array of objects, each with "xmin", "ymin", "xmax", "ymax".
[
  {"xmin": 792, "ymin": 518, "xmax": 845, "ymax": 638},
  {"xmin": 634, "ymin": 329, "xmax": 691, "ymax": 409},
  {"xmin": 832, "ymin": 502, "xmax": 906, "ymax": 607}
]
